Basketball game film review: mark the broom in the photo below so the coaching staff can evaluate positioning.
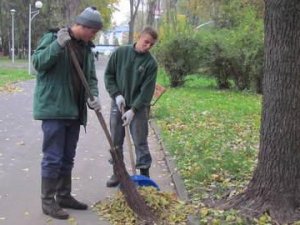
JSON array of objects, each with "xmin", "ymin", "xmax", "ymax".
[{"xmin": 67, "ymin": 43, "xmax": 156, "ymax": 223}]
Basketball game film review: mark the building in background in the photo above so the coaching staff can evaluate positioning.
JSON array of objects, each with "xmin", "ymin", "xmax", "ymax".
[{"xmin": 98, "ymin": 24, "xmax": 129, "ymax": 46}]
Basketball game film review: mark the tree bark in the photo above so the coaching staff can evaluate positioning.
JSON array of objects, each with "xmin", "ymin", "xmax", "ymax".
[
  {"xmin": 128, "ymin": 0, "xmax": 141, "ymax": 44},
  {"xmin": 146, "ymin": 0, "xmax": 156, "ymax": 26},
  {"xmin": 218, "ymin": 0, "xmax": 300, "ymax": 224}
]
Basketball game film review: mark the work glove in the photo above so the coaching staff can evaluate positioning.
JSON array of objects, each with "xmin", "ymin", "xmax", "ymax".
[
  {"xmin": 122, "ymin": 109, "xmax": 135, "ymax": 126},
  {"xmin": 87, "ymin": 96, "xmax": 101, "ymax": 112},
  {"xmin": 115, "ymin": 95, "xmax": 126, "ymax": 112},
  {"xmin": 57, "ymin": 28, "xmax": 71, "ymax": 47}
]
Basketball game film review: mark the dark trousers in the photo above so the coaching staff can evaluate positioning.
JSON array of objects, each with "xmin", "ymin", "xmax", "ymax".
[
  {"xmin": 109, "ymin": 101, "xmax": 152, "ymax": 169},
  {"xmin": 41, "ymin": 119, "xmax": 80, "ymax": 179}
]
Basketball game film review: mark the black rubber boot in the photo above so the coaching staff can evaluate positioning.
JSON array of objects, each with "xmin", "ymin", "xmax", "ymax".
[
  {"xmin": 106, "ymin": 147, "xmax": 123, "ymax": 188},
  {"xmin": 140, "ymin": 168, "xmax": 150, "ymax": 177},
  {"xmin": 41, "ymin": 177, "xmax": 69, "ymax": 220},
  {"xmin": 106, "ymin": 174, "xmax": 120, "ymax": 187},
  {"xmin": 56, "ymin": 175, "xmax": 88, "ymax": 210}
]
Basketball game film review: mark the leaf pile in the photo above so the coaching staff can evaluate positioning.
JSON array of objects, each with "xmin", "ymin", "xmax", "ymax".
[
  {"xmin": 0, "ymin": 84, "xmax": 22, "ymax": 93},
  {"xmin": 93, "ymin": 187, "xmax": 196, "ymax": 225}
]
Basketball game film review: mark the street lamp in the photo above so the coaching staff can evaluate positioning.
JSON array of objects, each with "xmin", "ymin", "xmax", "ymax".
[
  {"xmin": 28, "ymin": 1, "xmax": 43, "ymax": 75},
  {"xmin": 10, "ymin": 9, "xmax": 16, "ymax": 63}
]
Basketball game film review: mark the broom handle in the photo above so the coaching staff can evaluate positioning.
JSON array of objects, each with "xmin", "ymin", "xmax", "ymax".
[
  {"xmin": 67, "ymin": 43, "xmax": 115, "ymax": 150},
  {"xmin": 122, "ymin": 106, "xmax": 137, "ymax": 175}
]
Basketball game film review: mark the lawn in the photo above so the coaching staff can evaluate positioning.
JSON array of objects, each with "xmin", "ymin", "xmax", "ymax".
[
  {"xmin": 153, "ymin": 71, "xmax": 264, "ymax": 224},
  {"xmin": 0, "ymin": 58, "xmax": 31, "ymax": 91}
]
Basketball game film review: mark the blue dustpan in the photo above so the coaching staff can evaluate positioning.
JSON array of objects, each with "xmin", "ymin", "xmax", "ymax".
[
  {"xmin": 122, "ymin": 106, "xmax": 160, "ymax": 190},
  {"xmin": 131, "ymin": 175, "xmax": 160, "ymax": 190}
]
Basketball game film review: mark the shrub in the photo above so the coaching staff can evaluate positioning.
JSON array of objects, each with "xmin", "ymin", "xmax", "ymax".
[
  {"xmin": 195, "ymin": 8, "xmax": 264, "ymax": 92},
  {"xmin": 155, "ymin": 34, "xmax": 201, "ymax": 87}
]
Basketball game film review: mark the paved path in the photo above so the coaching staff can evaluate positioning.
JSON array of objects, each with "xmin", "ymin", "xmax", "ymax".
[{"xmin": 0, "ymin": 57, "xmax": 175, "ymax": 225}]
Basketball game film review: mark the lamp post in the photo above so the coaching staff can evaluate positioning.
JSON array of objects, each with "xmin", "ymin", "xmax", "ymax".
[
  {"xmin": 10, "ymin": 9, "xmax": 16, "ymax": 63},
  {"xmin": 28, "ymin": 1, "xmax": 43, "ymax": 75}
]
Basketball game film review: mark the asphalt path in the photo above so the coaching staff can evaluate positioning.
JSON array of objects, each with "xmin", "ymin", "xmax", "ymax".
[{"xmin": 0, "ymin": 56, "xmax": 174, "ymax": 225}]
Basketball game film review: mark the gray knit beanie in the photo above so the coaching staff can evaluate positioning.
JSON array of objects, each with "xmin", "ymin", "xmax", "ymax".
[{"xmin": 75, "ymin": 6, "xmax": 103, "ymax": 29}]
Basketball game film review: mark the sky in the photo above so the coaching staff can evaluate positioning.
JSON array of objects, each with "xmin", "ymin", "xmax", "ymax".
[{"xmin": 112, "ymin": 0, "xmax": 130, "ymax": 25}]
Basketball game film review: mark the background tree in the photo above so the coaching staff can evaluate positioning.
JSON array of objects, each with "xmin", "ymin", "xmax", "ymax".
[
  {"xmin": 177, "ymin": 0, "xmax": 264, "ymax": 27},
  {"xmin": 218, "ymin": 0, "xmax": 300, "ymax": 223},
  {"xmin": 146, "ymin": 0, "xmax": 156, "ymax": 26},
  {"xmin": 0, "ymin": 1, "xmax": 15, "ymax": 56},
  {"xmin": 0, "ymin": 0, "xmax": 118, "ymax": 57},
  {"xmin": 128, "ymin": 0, "xmax": 141, "ymax": 43},
  {"xmin": 164, "ymin": 0, "xmax": 177, "ymax": 29}
]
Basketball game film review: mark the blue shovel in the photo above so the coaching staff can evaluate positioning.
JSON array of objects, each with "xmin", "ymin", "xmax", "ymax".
[{"xmin": 122, "ymin": 106, "xmax": 160, "ymax": 190}]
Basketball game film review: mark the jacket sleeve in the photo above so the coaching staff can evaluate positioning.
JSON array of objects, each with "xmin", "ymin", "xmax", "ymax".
[
  {"xmin": 104, "ymin": 51, "xmax": 121, "ymax": 99},
  {"xmin": 87, "ymin": 53, "xmax": 99, "ymax": 97},
  {"xmin": 132, "ymin": 61, "xmax": 158, "ymax": 111},
  {"xmin": 32, "ymin": 33, "xmax": 64, "ymax": 73}
]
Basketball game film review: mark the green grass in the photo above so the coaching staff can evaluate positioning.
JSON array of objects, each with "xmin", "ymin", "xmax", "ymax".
[
  {"xmin": 0, "ymin": 68, "xmax": 30, "ymax": 87},
  {"xmin": 153, "ymin": 72, "xmax": 261, "ymax": 201},
  {"xmin": 0, "ymin": 59, "xmax": 31, "ymax": 89},
  {"xmin": 153, "ymin": 72, "xmax": 264, "ymax": 223}
]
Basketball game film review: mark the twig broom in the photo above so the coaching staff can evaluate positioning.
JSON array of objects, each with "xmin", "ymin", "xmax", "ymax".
[{"xmin": 67, "ymin": 43, "xmax": 156, "ymax": 223}]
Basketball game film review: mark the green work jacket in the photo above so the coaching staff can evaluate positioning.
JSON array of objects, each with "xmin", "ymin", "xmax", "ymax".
[
  {"xmin": 104, "ymin": 44, "xmax": 158, "ymax": 112},
  {"xmin": 32, "ymin": 31, "xmax": 98, "ymax": 126}
]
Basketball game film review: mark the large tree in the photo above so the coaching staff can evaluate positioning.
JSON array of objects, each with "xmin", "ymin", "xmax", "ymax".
[{"xmin": 219, "ymin": 0, "xmax": 300, "ymax": 224}]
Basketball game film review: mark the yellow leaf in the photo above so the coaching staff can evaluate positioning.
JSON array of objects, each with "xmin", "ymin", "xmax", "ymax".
[{"xmin": 200, "ymin": 207, "xmax": 209, "ymax": 217}]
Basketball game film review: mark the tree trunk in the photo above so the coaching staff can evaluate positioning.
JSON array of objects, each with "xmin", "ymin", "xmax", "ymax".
[
  {"xmin": 146, "ymin": 0, "xmax": 156, "ymax": 26},
  {"xmin": 128, "ymin": 20, "xmax": 134, "ymax": 44},
  {"xmin": 218, "ymin": 0, "xmax": 300, "ymax": 224},
  {"xmin": 65, "ymin": 0, "xmax": 80, "ymax": 24},
  {"xmin": 128, "ymin": 0, "xmax": 141, "ymax": 44}
]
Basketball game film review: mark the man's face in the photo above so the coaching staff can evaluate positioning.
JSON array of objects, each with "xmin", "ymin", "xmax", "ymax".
[
  {"xmin": 135, "ymin": 33, "xmax": 156, "ymax": 53},
  {"xmin": 80, "ymin": 26, "xmax": 99, "ymax": 42}
]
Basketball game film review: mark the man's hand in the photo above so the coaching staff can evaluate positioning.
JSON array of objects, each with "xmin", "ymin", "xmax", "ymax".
[
  {"xmin": 115, "ymin": 95, "xmax": 125, "ymax": 111},
  {"xmin": 122, "ymin": 109, "xmax": 135, "ymax": 126},
  {"xmin": 87, "ymin": 97, "xmax": 101, "ymax": 112},
  {"xmin": 57, "ymin": 28, "xmax": 71, "ymax": 47}
]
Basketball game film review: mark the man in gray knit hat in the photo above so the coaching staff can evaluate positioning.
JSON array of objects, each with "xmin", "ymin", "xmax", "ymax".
[
  {"xmin": 32, "ymin": 7, "xmax": 103, "ymax": 220},
  {"xmin": 75, "ymin": 6, "xmax": 103, "ymax": 29}
]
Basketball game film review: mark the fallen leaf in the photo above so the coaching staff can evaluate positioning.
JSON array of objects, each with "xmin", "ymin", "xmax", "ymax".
[
  {"xmin": 16, "ymin": 141, "xmax": 25, "ymax": 146},
  {"xmin": 68, "ymin": 216, "xmax": 78, "ymax": 225}
]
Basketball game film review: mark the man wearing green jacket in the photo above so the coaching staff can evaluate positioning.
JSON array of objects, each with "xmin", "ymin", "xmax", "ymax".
[
  {"xmin": 33, "ymin": 7, "xmax": 102, "ymax": 220},
  {"xmin": 104, "ymin": 26, "xmax": 158, "ymax": 187}
]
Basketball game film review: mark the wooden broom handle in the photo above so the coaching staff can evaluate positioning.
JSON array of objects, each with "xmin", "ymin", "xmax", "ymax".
[
  {"xmin": 67, "ymin": 43, "xmax": 115, "ymax": 150},
  {"xmin": 122, "ymin": 106, "xmax": 136, "ymax": 175}
]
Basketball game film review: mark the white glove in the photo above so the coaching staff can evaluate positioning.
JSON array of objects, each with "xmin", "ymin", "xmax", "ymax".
[
  {"xmin": 115, "ymin": 95, "xmax": 126, "ymax": 111},
  {"xmin": 87, "ymin": 96, "xmax": 101, "ymax": 112},
  {"xmin": 122, "ymin": 109, "xmax": 135, "ymax": 126},
  {"xmin": 57, "ymin": 28, "xmax": 71, "ymax": 47}
]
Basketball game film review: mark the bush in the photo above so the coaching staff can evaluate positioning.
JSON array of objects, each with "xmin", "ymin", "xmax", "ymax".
[
  {"xmin": 195, "ymin": 7, "xmax": 264, "ymax": 92},
  {"xmin": 154, "ymin": 4, "xmax": 263, "ymax": 93},
  {"xmin": 155, "ymin": 34, "xmax": 201, "ymax": 87}
]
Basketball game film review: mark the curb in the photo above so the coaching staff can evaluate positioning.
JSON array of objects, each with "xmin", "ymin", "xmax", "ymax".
[{"xmin": 149, "ymin": 119, "xmax": 199, "ymax": 225}]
